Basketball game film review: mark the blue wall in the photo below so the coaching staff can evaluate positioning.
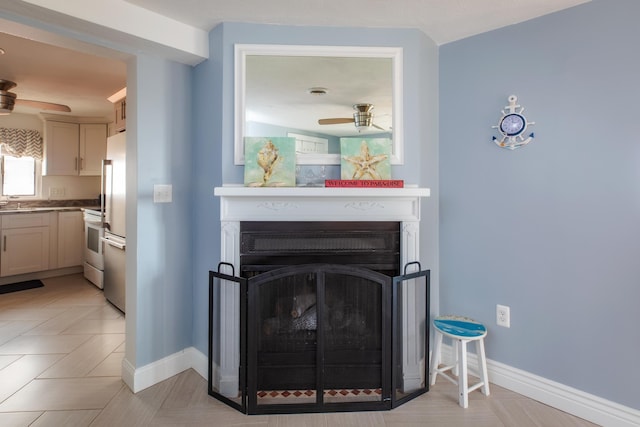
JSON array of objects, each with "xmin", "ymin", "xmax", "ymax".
[
  {"xmin": 440, "ymin": 0, "xmax": 640, "ymax": 409},
  {"xmin": 207, "ymin": 22, "xmax": 436, "ymax": 184},
  {"xmin": 128, "ymin": 54, "xmax": 194, "ymax": 366},
  {"xmin": 191, "ymin": 22, "xmax": 439, "ymax": 356},
  {"xmin": 190, "ymin": 25, "xmax": 224, "ymax": 356}
]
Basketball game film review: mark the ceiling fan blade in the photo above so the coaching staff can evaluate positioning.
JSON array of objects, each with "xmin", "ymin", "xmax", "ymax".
[
  {"xmin": 16, "ymin": 99, "xmax": 71, "ymax": 113},
  {"xmin": 372, "ymin": 123, "xmax": 386, "ymax": 131},
  {"xmin": 0, "ymin": 79, "xmax": 17, "ymax": 91},
  {"xmin": 318, "ymin": 118, "xmax": 354, "ymax": 125}
]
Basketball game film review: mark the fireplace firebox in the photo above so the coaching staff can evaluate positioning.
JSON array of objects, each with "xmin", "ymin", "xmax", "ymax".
[
  {"xmin": 239, "ymin": 221, "xmax": 401, "ymax": 277},
  {"xmin": 208, "ymin": 221, "xmax": 430, "ymax": 414}
]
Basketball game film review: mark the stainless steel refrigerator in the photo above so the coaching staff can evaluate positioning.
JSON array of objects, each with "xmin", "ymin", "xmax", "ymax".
[{"xmin": 101, "ymin": 131, "xmax": 126, "ymax": 313}]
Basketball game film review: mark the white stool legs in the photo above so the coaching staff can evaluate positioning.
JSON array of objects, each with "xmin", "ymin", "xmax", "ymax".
[{"xmin": 429, "ymin": 318, "xmax": 490, "ymax": 408}]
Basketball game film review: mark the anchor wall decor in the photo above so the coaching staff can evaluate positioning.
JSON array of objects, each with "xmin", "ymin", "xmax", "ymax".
[{"xmin": 492, "ymin": 95, "xmax": 535, "ymax": 150}]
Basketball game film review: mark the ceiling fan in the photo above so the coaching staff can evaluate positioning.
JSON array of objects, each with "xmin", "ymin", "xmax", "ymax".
[
  {"xmin": 0, "ymin": 79, "xmax": 71, "ymax": 115},
  {"xmin": 318, "ymin": 103, "xmax": 386, "ymax": 132}
]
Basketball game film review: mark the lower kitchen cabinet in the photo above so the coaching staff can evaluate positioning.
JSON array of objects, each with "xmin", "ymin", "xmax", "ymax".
[
  {"xmin": 0, "ymin": 210, "xmax": 86, "ymax": 279},
  {"xmin": 1, "ymin": 225, "xmax": 50, "ymax": 277},
  {"xmin": 57, "ymin": 211, "xmax": 84, "ymax": 268}
]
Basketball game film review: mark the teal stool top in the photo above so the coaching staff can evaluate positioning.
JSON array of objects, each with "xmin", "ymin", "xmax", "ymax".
[{"xmin": 433, "ymin": 315, "xmax": 487, "ymax": 339}]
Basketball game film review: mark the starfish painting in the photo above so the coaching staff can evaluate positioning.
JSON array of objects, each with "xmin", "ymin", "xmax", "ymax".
[{"xmin": 342, "ymin": 140, "xmax": 389, "ymax": 180}]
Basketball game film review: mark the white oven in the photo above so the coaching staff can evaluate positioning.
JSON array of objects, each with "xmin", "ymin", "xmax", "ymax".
[{"xmin": 83, "ymin": 209, "xmax": 105, "ymax": 289}]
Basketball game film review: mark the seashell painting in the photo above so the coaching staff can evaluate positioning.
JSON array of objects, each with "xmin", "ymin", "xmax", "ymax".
[{"xmin": 244, "ymin": 137, "xmax": 296, "ymax": 187}]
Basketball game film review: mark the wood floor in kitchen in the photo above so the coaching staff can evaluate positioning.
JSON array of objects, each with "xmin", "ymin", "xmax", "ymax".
[{"xmin": 0, "ymin": 273, "xmax": 597, "ymax": 426}]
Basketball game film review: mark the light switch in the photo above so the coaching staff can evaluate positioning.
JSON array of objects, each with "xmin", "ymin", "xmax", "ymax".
[{"xmin": 153, "ymin": 184, "xmax": 172, "ymax": 203}]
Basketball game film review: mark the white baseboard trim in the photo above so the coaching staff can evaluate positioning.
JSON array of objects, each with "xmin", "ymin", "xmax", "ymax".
[
  {"xmin": 190, "ymin": 347, "xmax": 209, "ymax": 380},
  {"xmin": 121, "ymin": 347, "xmax": 206, "ymax": 393},
  {"xmin": 123, "ymin": 345, "xmax": 640, "ymax": 426},
  {"xmin": 440, "ymin": 344, "xmax": 640, "ymax": 427}
]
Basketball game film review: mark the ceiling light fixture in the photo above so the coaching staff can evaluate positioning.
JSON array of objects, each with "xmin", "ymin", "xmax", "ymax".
[
  {"xmin": 354, "ymin": 111, "xmax": 372, "ymax": 132},
  {"xmin": 0, "ymin": 80, "xmax": 16, "ymax": 115},
  {"xmin": 307, "ymin": 87, "xmax": 328, "ymax": 96},
  {"xmin": 353, "ymin": 103, "xmax": 373, "ymax": 132}
]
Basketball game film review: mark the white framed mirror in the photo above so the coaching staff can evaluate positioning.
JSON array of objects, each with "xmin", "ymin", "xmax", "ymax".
[{"xmin": 234, "ymin": 44, "xmax": 403, "ymax": 165}]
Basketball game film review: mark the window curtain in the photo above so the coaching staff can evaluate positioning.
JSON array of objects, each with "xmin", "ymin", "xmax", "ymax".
[{"xmin": 0, "ymin": 127, "xmax": 43, "ymax": 160}]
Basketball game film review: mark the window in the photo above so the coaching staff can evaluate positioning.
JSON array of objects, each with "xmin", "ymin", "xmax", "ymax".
[
  {"xmin": 288, "ymin": 132, "xmax": 329, "ymax": 155},
  {"xmin": 0, "ymin": 127, "xmax": 43, "ymax": 199},
  {"xmin": 1, "ymin": 155, "xmax": 41, "ymax": 198}
]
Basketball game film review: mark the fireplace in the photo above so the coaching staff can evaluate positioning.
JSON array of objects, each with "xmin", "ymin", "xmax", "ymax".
[
  {"xmin": 239, "ymin": 221, "xmax": 400, "ymax": 276},
  {"xmin": 210, "ymin": 186, "xmax": 430, "ymax": 414}
]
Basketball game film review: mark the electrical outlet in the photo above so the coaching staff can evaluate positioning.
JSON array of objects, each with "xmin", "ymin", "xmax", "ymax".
[
  {"xmin": 49, "ymin": 187, "xmax": 65, "ymax": 198},
  {"xmin": 496, "ymin": 304, "xmax": 511, "ymax": 328}
]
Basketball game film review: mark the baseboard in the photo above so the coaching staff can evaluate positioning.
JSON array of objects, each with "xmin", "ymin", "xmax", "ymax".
[
  {"xmin": 121, "ymin": 347, "xmax": 204, "ymax": 393},
  {"xmin": 440, "ymin": 344, "xmax": 640, "ymax": 427},
  {"xmin": 123, "ymin": 345, "xmax": 640, "ymax": 426},
  {"xmin": 190, "ymin": 346, "xmax": 209, "ymax": 380}
]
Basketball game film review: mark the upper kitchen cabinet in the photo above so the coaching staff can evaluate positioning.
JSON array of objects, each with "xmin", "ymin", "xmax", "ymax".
[
  {"xmin": 43, "ymin": 121, "xmax": 78, "ymax": 175},
  {"xmin": 113, "ymin": 97, "xmax": 126, "ymax": 133},
  {"xmin": 79, "ymin": 124, "xmax": 108, "ymax": 175},
  {"xmin": 108, "ymin": 88, "xmax": 127, "ymax": 135},
  {"xmin": 43, "ymin": 120, "xmax": 107, "ymax": 176}
]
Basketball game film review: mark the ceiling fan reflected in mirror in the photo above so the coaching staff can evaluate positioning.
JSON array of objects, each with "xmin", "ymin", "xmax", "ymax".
[
  {"xmin": 0, "ymin": 79, "xmax": 71, "ymax": 115},
  {"xmin": 318, "ymin": 103, "xmax": 387, "ymax": 132}
]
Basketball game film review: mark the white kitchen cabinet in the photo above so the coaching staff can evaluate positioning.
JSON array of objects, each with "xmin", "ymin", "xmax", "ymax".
[
  {"xmin": 44, "ymin": 121, "xmax": 79, "ymax": 175},
  {"xmin": 57, "ymin": 211, "xmax": 84, "ymax": 268},
  {"xmin": 79, "ymin": 124, "xmax": 107, "ymax": 176},
  {"xmin": 113, "ymin": 97, "xmax": 126, "ymax": 133},
  {"xmin": 1, "ymin": 213, "xmax": 50, "ymax": 277},
  {"xmin": 44, "ymin": 121, "xmax": 107, "ymax": 176}
]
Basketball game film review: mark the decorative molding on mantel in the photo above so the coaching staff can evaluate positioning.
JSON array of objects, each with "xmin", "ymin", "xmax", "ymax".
[
  {"xmin": 213, "ymin": 185, "xmax": 431, "ymax": 222},
  {"xmin": 214, "ymin": 185, "xmax": 430, "ymax": 197}
]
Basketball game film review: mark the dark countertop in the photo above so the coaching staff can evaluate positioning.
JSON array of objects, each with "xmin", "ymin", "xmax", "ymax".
[
  {"xmin": 0, "ymin": 206, "xmax": 90, "ymax": 214},
  {"xmin": 0, "ymin": 199, "xmax": 101, "ymax": 215}
]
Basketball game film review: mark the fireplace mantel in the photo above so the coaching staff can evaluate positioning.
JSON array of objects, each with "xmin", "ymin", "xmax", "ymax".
[
  {"xmin": 212, "ymin": 185, "xmax": 431, "ymax": 398},
  {"xmin": 214, "ymin": 185, "xmax": 430, "ymax": 222}
]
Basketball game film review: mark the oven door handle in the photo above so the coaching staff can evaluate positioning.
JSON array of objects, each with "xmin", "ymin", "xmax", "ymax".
[{"xmin": 101, "ymin": 236, "xmax": 125, "ymax": 250}]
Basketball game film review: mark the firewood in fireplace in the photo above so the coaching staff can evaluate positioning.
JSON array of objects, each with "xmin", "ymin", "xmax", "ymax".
[
  {"xmin": 262, "ymin": 304, "xmax": 317, "ymax": 335},
  {"xmin": 291, "ymin": 293, "xmax": 316, "ymax": 318}
]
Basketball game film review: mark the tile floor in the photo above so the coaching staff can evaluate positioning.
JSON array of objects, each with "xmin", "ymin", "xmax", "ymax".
[{"xmin": 0, "ymin": 273, "xmax": 598, "ymax": 426}]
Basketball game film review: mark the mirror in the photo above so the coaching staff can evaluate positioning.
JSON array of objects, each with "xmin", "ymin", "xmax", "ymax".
[{"xmin": 235, "ymin": 44, "xmax": 403, "ymax": 165}]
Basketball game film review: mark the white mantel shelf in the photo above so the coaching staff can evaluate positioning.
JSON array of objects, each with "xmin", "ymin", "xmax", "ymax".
[
  {"xmin": 214, "ymin": 185, "xmax": 430, "ymax": 198},
  {"xmin": 214, "ymin": 185, "xmax": 430, "ymax": 222}
]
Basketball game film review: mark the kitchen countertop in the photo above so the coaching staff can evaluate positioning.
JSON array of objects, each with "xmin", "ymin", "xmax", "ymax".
[
  {"xmin": 0, "ymin": 206, "xmax": 99, "ymax": 215},
  {"xmin": 0, "ymin": 198, "xmax": 101, "ymax": 215}
]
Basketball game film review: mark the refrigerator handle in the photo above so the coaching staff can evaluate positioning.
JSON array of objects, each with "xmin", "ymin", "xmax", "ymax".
[
  {"xmin": 101, "ymin": 159, "xmax": 112, "ymax": 230},
  {"xmin": 101, "ymin": 236, "xmax": 125, "ymax": 250}
]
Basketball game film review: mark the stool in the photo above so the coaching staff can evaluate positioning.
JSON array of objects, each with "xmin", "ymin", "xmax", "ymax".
[{"xmin": 429, "ymin": 315, "xmax": 490, "ymax": 408}]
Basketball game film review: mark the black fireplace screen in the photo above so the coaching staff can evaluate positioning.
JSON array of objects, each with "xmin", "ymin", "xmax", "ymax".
[
  {"xmin": 209, "ymin": 262, "xmax": 429, "ymax": 414},
  {"xmin": 208, "ymin": 221, "xmax": 429, "ymax": 414},
  {"xmin": 251, "ymin": 265, "xmax": 388, "ymax": 406}
]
